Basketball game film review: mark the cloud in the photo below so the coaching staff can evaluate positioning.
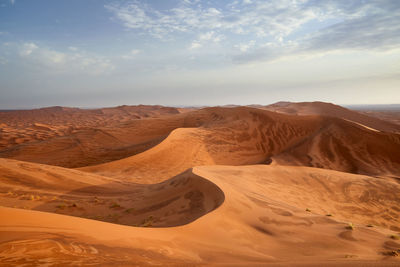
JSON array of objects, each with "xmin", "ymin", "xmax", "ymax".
[
  {"xmin": 105, "ymin": 0, "xmax": 314, "ymax": 39},
  {"xmin": 189, "ymin": 41, "xmax": 202, "ymax": 49},
  {"xmin": 10, "ymin": 0, "xmax": 15, "ymax": 5},
  {"xmin": 302, "ymin": 8, "xmax": 400, "ymax": 52},
  {"xmin": 121, "ymin": 49, "xmax": 141, "ymax": 59},
  {"xmin": 20, "ymin": 43, "xmax": 38, "ymax": 56},
  {"xmin": 235, "ymin": 40, "xmax": 255, "ymax": 52},
  {"xmin": 188, "ymin": 31, "xmax": 224, "ymax": 49},
  {"xmin": 105, "ymin": 0, "xmax": 400, "ymax": 64},
  {"xmin": 0, "ymin": 56, "xmax": 8, "ymax": 65},
  {"xmin": 18, "ymin": 43, "xmax": 115, "ymax": 75}
]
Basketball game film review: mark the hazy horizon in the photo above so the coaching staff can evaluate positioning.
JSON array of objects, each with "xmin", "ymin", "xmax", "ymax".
[
  {"xmin": 1, "ymin": 0, "xmax": 399, "ymax": 109},
  {"xmin": 1, "ymin": 102, "xmax": 400, "ymax": 111}
]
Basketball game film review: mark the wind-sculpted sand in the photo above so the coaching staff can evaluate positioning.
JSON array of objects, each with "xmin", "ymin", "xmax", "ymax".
[
  {"xmin": 0, "ymin": 159, "xmax": 224, "ymax": 227},
  {"xmin": 1, "ymin": 164, "xmax": 400, "ymax": 265},
  {"xmin": 1, "ymin": 102, "xmax": 400, "ymax": 265},
  {"xmin": 81, "ymin": 107, "xmax": 400, "ymax": 181},
  {"xmin": 261, "ymin": 101, "xmax": 400, "ymax": 133},
  {"xmin": 0, "ymin": 105, "xmax": 182, "ymax": 167}
]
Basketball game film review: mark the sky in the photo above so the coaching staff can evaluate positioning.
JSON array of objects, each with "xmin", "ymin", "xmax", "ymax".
[{"xmin": 0, "ymin": 0, "xmax": 399, "ymax": 108}]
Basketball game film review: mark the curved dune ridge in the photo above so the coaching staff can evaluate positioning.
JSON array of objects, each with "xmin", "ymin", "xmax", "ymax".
[
  {"xmin": 272, "ymin": 117, "xmax": 400, "ymax": 176},
  {"xmin": 1, "ymin": 102, "xmax": 400, "ymax": 265},
  {"xmin": 261, "ymin": 101, "xmax": 400, "ymax": 133},
  {"xmin": 81, "ymin": 106, "xmax": 400, "ymax": 182},
  {"xmin": 1, "ymin": 163, "xmax": 400, "ymax": 265},
  {"xmin": 0, "ymin": 158, "xmax": 224, "ymax": 227},
  {"xmin": 2, "ymin": 104, "xmax": 400, "ymax": 177},
  {"xmin": 0, "ymin": 105, "xmax": 183, "ymax": 167}
]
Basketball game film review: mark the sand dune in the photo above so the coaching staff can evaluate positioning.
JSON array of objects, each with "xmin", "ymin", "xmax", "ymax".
[
  {"xmin": 0, "ymin": 158, "xmax": 224, "ymax": 227},
  {"xmin": 0, "ymin": 105, "xmax": 180, "ymax": 127},
  {"xmin": 80, "ymin": 107, "xmax": 325, "ymax": 182},
  {"xmin": 262, "ymin": 101, "xmax": 400, "ymax": 133},
  {"xmin": 81, "ymin": 107, "xmax": 400, "ymax": 181},
  {"xmin": 0, "ymin": 105, "xmax": 181, "ymax": 166},
  {"xmin": 1, "ymin": 162, "xmax": 399, "ymax": 265},
  {"xmin": 273, "ymin": 117, "xmax": 400, "ymax": 176},
  {"xmin": 359, "ymin": 110, "xmax": 400, "ymax": 126},
  {"xmin": 1, "ymin": 102, "xmax": 400, "ymax": 265},
  {"xmin": 0, "ymin": 107, "xmax": 188, "ymax": 167},
  {"xmin": 3, "ymin": 104, "xmax": 400, "ymax": 178}
]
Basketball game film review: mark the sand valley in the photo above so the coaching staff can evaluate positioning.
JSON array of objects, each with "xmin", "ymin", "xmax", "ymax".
[{"xmin": 0, "ymin": 102, "xmax": 400, "ymax": 266}]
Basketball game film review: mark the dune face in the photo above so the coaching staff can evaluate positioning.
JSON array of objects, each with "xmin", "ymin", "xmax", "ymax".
[
  {"xmin": 0, "ymin": 159, "xmax": 224, "ymax": 227},
  {"xmin": 0, "ymin": 105, "xmax": 185, "ymax": 167},
  {"xmin": 1, "ymin": 164, "xmax": 400, "ymax": 265},
  {"xmin": 263, "ymin": 101, "xmax": 400, "ymax": 133},
  {"xmin": 359, "ymin": 110, "xmax": 400, "ymax": 126},
  {"xmin": 81, "ymin": 107, "xmax": 400, "ymax": 181},
  {"xmin": 80, "ymin": 107, "xmax": 327, "ymax": 182},
  {"xmin": 273, "ymin": 117, "xmax": 400, "ymax": 176},
  {"xmin": 2, "ymin": 104, "xmax": 400, "ymax": 179},
  {"xmin": 1, "ymin": 102, "xmax": 400, "ymax": 265}
]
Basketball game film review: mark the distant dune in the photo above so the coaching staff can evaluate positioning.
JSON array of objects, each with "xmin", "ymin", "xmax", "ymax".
[
  {"xmin": 359, "ymin": 110, "xmax": 400, "ymax": 126},
  {"xmin": 262, "ymin": 101, "xmax": 400, "ymax": 133},
  {"xmin": 81, "ymin": 106, "xmax": 400, "ymax": 181},
  {"xmin": 0, "ymin": 105, "xmax": 183, "ymax": 167},
  {"xmin": 1, "ymin": 102, "xmax": 400, "ymax": 265}
]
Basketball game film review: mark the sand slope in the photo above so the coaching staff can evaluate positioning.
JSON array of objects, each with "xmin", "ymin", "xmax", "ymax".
[
  {"xmin": 262, "ymin": 101, "xmax": 400, "ymax": 133},
  {"xmin": 359, "ymin": 110, "xmax": 400, "ymax": 126},
  {"xmin": 0, "ymin": 158, "xmax": 224, "ymax": 227},
  {"xmin": 1, "ymin": 103, "xmax": 400, "ymax": 265},
  {"xmin": 81, "ymin": 107, "xmax": 400, "ymax": 182},
  {"xmin": 80, "ymin": 107, "xmax": 325, "ymax": 182},
  {"xmin": 1, "ymin": 162, "xmax": 400, "ymax": 265},
  {"xmin": 2, "ymin": 104, "xmax": 400, "ymax": 177},
  {"xmin": 0, "ymin": 105, "xmax": 181, "ymax": 167},
  {"xmin": 273, "ymin": 117, "xmax": 400, "ymax": 176}
]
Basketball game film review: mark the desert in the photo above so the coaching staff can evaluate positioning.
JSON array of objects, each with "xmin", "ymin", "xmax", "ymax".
[
  {"xmin": 1, "ymin": 0, "xmax": 400, "ymax": 265},
  {"xmin": 1, "ymin": 102, "xmax": 400, "ymax": 266}
]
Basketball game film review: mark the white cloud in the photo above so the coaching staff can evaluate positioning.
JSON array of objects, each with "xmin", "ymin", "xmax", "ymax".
[
  {"xmin": 198, "ymin": 31, "xmax": 214, "ymax": 41},
  {"xmin": 18, "ymin": 43, "xmax": 114, "ymax": 75},
  {"xmin": 68, "ymin": 46, "xmax": 78, "ymax": 51},
  {"xmin": 189, "ymin": 41, "xmax": 202, "ymax": 50},
  {"xmin": 10, "ymin": 0, "xmax": 15, "ymax": 5},
  {"xmin": 105, "ymin": 0, "xmax": 320, "ymax": 40},
  {"xmin": 235, "ymin": 40, "xmax": 255, "ymax": 52},
  {"xmin": 43, "ymin": 50, "xmax": 67, "ymax": 64},
  {"xmin": 121, "ymin": 49, "xmax": 141, "ymax": 59},
  {"xmin": 20, "ymin": 43, "xmax": 38, "ymax": 56},
  {"xmin": 0, "ymin": 56, "xmax": 8, "ymax": 65},
  {"xmin": 105, "ymin": 0, "xmax": 400, "ymax": 64},
  {"xmin": 188, "ymin": 31, "xmax": 224, "ymax": 50}
]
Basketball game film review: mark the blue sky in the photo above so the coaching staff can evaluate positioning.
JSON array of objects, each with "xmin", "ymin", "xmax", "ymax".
[{"xmin": 0, "ymin": 0, "xmax": 399, "ymax": 108}]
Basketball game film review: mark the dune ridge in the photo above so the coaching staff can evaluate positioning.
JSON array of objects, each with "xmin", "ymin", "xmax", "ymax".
[
  {"xmin": 1, "ymin": 102, "xmax": 400, "ymax": 265},
  {"xmin": 261, "ymin": 101, "xmax": 400, "ymax": 133},
  {"xmin": 1, "ymin": 163, "xmax": 400, "ymax": 265},
  {"xmin": 81, "ymin": 107, "xmax": 400, "ymax": 182},
  {"xmin": 0, "ymin": 105, "xmax": 181, "ymax": 167},
  {"xmin": 0, "ymin": 158, "xmax": 224, "ymax": 227}
]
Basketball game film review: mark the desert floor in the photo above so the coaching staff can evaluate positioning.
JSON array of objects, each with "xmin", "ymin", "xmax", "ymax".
[{"xmin": 0, "ymin": 102, "xmax": 399, "ymax": 266}]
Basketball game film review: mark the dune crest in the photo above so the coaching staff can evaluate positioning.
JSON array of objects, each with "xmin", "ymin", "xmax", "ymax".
[
  {"xmin": 1, "ymin": 102, "xmax": 400, "ymax": 265},
  {"xmin": 1, "ymin": 163, "xmax": 400, "ymax": 265},
  {"xmin": 0, "ymin": 158, "xmax": 224, "ymax": 227},
  {"xmin": 81, "ymin": 107, "xmax": 400, "ymax": 181},
  {"xmin": 262, "ymin": 101, "xmax": 400, "ymax": 133}
]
